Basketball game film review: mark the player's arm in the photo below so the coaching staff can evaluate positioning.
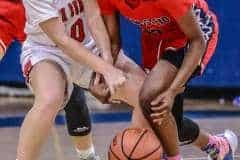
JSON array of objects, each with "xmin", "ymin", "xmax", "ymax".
[
  {"xmin": 83, "ymin": 0, "xmax": 113, "ymax": 64},
  {"xmin": 169, "ymin": 9, "xmax": 206, "ymax": 93},
  {"xmin": 40, "ymin": 18, "xmax": 125, "ymax": 94},
  {"xmin": 102, "ymin": 13, "xmax": 121, "ymax": 63}
]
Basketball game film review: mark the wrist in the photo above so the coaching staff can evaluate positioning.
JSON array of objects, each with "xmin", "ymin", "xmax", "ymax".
[
  {"xmin": 101, "ymin": 63, "xmax": 113, "ymax": 75},
  {"xmin": 168, "ymin": 85, "xmax": 185, "ymax": 95}
]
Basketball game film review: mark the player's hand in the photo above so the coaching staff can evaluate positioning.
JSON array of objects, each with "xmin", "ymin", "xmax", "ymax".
[
  {"xmin": 111, "ymin": 44, "xmax": 121, "ymax": 64},
  {"xmin": 102, "ymin": 66, "xmax": 126, "ymax": 96},
  {"xmin": 89, "ymin": 73, "xmax": 111, "ymax": 104},
  {"xmin": 101, "ymin": 52, "xmax": 114, "ymax": 65},
  {"xmin": 149, "ymin": 87, "xmax": 185, "ymax": 125}
]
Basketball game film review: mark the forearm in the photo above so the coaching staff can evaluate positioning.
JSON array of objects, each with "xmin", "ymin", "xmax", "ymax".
[
  {"xmin": 169, "ymin": 38, "xmax": 206, "ymax": 92},
  {"xmin": 84, "ymin": 0, "xmax": 112, "ymax": 59},
  {"xmin": 103, "ymin": 14, "xmax": 121, "ymax": 62},
  {"xmin": 88, "ymin": 15, "xmax": 111, "ymax": 55},
  {"xmin": 58, "ymin": 36, "xmax": 112, "ymax": 75},
  {"xmin": 40, "ymin": 17, "xmax": 113, "ymax": 75}
]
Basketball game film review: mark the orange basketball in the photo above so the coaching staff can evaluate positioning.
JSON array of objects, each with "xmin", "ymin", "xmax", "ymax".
[{"xmin": 108, "ymin": 128, "xmax": 163, "ymax": 160}]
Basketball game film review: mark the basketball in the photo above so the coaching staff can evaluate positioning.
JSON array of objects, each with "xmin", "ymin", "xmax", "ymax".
[{"xmin": 108, "ymin": 128, "xmax": 163, "ymax": 160}]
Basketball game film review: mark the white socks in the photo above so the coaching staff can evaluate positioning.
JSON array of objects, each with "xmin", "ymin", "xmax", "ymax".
[{"xmin": 76, "ymin": 145, "xmax": 95, "ymax": 159}]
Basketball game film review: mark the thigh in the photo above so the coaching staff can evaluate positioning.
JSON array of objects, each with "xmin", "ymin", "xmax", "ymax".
[
  {"xmin": 29, "ymin": 60, "xmax": 67, "ymax": 106},
  {"xmin": 111, "ymin": 51, "xmax": 146, "ymax": 107},
  {"xmin": 140, "ymin": 60, "xmax": 178, "ymax": 102},
  {"xmin": 115, "ymin": 50, "xmax": 146, "ymax": 78}
]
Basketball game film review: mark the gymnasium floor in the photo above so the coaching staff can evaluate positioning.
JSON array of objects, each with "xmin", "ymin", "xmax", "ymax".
[{"xmin": 0, "ymin": 93, "xmax": 240, "ymax": 160}]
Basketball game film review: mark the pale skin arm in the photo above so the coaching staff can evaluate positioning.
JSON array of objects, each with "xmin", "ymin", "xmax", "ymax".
[
  {"xmin": 40, "ymin": 18, "xmax": 125, "ymax": 94},
  {"xmin": 89, "ymin": 13, "xmax": 123, "ymax": 102},
  {"xmin": 83, "ymin": 0, "xmax": 113, "ymax": 64}
]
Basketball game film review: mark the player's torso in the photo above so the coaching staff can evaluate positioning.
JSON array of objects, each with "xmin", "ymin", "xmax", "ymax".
[
  {"xmin": 111, "ymin": 0, "xmax": 185, "ymax": 40},
  {"xmin": 56, "ymin": 0, "xmax": 92, "ymax": 45},
  {"xmin": 110, "ymin": 0, "xmax": 210, "ymax": 47},
  {"xmin": 25, "ymin": 0, "xmax": 94, "ymax": 49}
]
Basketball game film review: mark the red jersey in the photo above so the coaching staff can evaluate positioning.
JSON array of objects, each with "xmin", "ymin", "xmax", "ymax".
[
  {"xmin": 0, "ymin": 0, "xmax": 26, "ymax": 52},
  {"xmin": 99, "ymin": 0, "xmax": 212, "ymax": 48},
  {"xmin": 98, "ymin": 0, "xmax": 218, "ymax": 70}
]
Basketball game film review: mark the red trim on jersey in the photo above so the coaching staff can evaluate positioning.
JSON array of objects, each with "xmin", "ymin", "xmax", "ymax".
[
  {"xmin": 68, "ymin": 3, "xmax": 75, "ymax": 17},
  {"xmin": 201, "ymin": 13, "xmax": 219, "ymax": 73}
]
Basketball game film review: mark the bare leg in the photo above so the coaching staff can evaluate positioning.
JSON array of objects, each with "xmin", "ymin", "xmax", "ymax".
[
  {"xmin": 193, "ymin": 131, "xmax": 210, "ymax": 148},
  {"xmin": 110, "ymin": 52, "xmax": 234, "ymax": 159},
  {"xmin": 112, "ymin": 52, "xmax": 151, "ymax": 128},
  {"xmin": 16, "ymin": 61, "xmax": 66, "ymax": 160},
  {"xmin": 71, "ymin": 134, "xmax": 93, "ymax": 150},
  {"xmin": 139, "ymin": 60, "xmax": 180, "ymax": 157}
]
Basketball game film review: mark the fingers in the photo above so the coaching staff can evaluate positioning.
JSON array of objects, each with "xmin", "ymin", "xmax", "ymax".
[
  {"xmin": 118, "ymin": 73, "xmax": 127, "ymax": 85},
  {"xmin": 176, "ymin": 86, "xmax": 186, "ymax": 94},
  {"xmin": 151, "ymin": 111, "xmax": 168, "ymax": 120},
  {"xmin": 108, "ymin": 98, "xmax": 121, "ymax": 104},
  {"xmin": 110, "ymin": 73, "xmax": 126, "ymax": 95},
  {"xmin": 150, "ymin": 109, "xmax": 169, "ymax": 126},
  {"xmin": 93, "ymin": 73, "xmax": 101, "ymax": 85},
  {"xmin": 108, "ymin": 85, "xmax": 115, "ymax": 96},
  {"xmin": 150, "ymin": 104, "xmax": 169, "ymax": 113},
  {"xmin": 149, "ymin": 102, "xmax": 171, "ymax": 126},
  {"xmin": 151, "ymin": 94, "xmax": 164, "ymax": 106}
]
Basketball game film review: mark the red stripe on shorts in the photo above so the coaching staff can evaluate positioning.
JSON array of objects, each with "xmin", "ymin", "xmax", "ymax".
[{"xmin": 23, "ymin": 60, "xmax": 33, "ymax": 82}]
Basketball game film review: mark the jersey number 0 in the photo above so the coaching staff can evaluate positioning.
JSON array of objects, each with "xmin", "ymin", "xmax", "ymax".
[{"xmin": 71, "ymin": 18, "xmax": 85, "ymax": 42}]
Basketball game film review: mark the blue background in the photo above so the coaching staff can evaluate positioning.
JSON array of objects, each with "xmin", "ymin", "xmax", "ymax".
[{"xmin": 0, "ymin": 0, "xmax": 240, "ymax": 88}]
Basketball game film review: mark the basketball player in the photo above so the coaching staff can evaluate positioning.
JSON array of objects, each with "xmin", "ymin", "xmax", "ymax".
[
  {"xmin": 0, "ymin": 1, "xmax": 108, "ymax": 159},
  {"xmin": 90, "ymin": 0, "xmax": 238, "ymax": 159},
  {"xmin": 17, "ymin": 0, "xmax": 126, "ymax": 160},
  {"xmin": 0, "ymin": 0, "xmax": 26, "ymax": 59}
]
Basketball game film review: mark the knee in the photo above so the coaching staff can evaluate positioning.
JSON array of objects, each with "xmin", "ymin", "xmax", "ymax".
[
  {"xmin": 35, "ymin": 88, "xmax": 65, "ymax": 112},
  {"xmin": 139, "ymin": 84, "xmax": 166, "ymax": 113}
]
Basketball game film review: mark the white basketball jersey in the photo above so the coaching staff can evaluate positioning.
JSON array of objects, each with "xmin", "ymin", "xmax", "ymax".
[{"xmin": 23, "ymin": 0, "xmax": 96, "ymax": 51}]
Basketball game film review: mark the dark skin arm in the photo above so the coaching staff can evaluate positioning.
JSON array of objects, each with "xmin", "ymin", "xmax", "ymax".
[
  {"xmin": 102, "ymin": 13, "xmax": 121, "ymax": 63},
  {"xmin": 169, "ymin": 9, "xmax": 206, "ymax": 92},
  {"xmin": 151, "ymin": 9, "xmax": 206, "ymax": 120}
]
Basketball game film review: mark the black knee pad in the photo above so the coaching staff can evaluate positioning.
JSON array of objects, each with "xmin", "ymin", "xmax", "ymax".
[
  {"xmin": 178, "ymin": 117, "xmax": 200, "ymax": 145},
  {"xmin": 64, "ymin": 84, "xmax": 91, "ymax": 136},
  {"xmin": 172, "ymin": 94, "xmax": 184, "ymax": 130}
]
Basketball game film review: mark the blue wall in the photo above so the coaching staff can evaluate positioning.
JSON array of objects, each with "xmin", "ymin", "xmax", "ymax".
[
  {"xmin": 0, "ymin": 0, "xmax": 240, "ymax": 88},
  {"xmin": 0, "ymin": 41, "xmax": 24, "ymax": 83}
]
